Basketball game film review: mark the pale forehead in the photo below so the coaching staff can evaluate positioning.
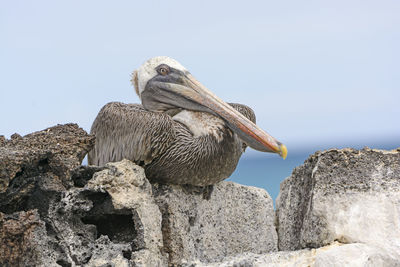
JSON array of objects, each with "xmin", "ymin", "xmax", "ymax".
[
  {"xmin": 136, "ymin": 56, "xmax": 187, "ymax": 96},
  {"xmin": 138, "ymin": 56, "xmax": 187, "ymax": 74}
]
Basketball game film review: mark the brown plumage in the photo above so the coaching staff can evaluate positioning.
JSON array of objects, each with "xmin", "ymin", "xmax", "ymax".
[
  {"xmin": 88, "ymin": 101, "xmax": 256, "ymax": 186},
  {"xmin": 88, "ymin": 56, "xmax": 287, "ymax": 186}
]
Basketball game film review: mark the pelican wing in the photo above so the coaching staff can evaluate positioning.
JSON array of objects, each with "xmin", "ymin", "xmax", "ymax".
[
  {"xmin": 228, "ymin": 103, "xmax": 256, "ymax": 151},
  {"xmin": 88, "ymin": 102, "xmax": 176, "ymax": 166},
  {"xmin": 228, "ymin": 103, "xmax": 256, "ymax": 124}
]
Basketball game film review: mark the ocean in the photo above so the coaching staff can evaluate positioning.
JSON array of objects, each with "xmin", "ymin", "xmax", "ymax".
[
  {"xmin": 228, "ymin": 152, "xmax": 308, "ymax": 203},
  {"xmin": 228, "ymin": 142, "xmax": 399, "ymax": 204}
]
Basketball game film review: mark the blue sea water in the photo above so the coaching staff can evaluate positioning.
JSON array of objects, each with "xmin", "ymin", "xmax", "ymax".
[
  {"xmin": 228, "ymin": 142, "xmax": 399, "ymax": 203},
  {"xmin": 228, "ymin": 152, "xmax": 307, "ymax": 203}
]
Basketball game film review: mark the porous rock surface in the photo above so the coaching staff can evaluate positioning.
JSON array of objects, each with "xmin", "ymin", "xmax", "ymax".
[
  {"xmin": 153, "ymin": 180, "xmax": 277, "ymax": 265},
  {"xmin": 1, "ymin": 124, "xmax": 399, "ymax": 266},
  {"xmin": 276, "ymin": 148, "xmax": 400, "ymax": 264},
  {"xmin": 186, "ymin": 242, "xmax": 400, "ymax": 267},
  {"xmin": 0, "ymin": 124, "xmax": 277, "ymax": 266},
  {"xmin": 0, "ymin": 123, "xmax": 94, "ymax": 195}
]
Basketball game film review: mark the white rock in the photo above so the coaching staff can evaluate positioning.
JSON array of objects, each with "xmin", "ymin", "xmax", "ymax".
[
  {"xmin": 315, "ymin": 243, "xmax": 400, "ymax": 267},
  {"xmin": 186, "ymin": 242, "xmax": 399, "ymax": 267},
  {"xmin": 276, "ymin": 148, "xmax": 400, "ymax": 261}
]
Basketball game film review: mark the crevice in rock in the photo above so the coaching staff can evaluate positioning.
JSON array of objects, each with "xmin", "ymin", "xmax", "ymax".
[
  {"xmin": 14, "ymin": 169, "xmax": 24, "ymax": 178},
  {"xmin": 122, "ymin": 248, "xmax": 132, "ymax": 260},
  {"xmin": 84, "ymin": 191, "xmax": 113, "ymax": 209},
  {"xmin": 188, "ymin": 215, "xmax": 196, "ymax": 227},
  {"xmin": 56, "ymin": 259, "xmax": 72, "ymax": 267},
  {"xmin": 158, "ymin": 203, "xmax": 174, "ymax": 264},
  {"xmin": 71, "ymin": 165, "xmax": 105, "ymax": 187},
  {"xmin": 70, "ymin": 252, "xmax": 91, "ymax": 266},
  {"xmin": 38, "ymin": 157, "xmax": 50, "ymax": 172},
  {"xmin": 26, "ymin": 187, "xmax": 61, "ymax": 218},
  {"xmin": 80, "ymin": 192, "xmax": 137, "ymax": 244},
  {"xmin": 0, "ymin": 154, "xmax": 60, "ymax": 215},
  {"xmin": 0, "ymin": 174, "xmax": 39, "ymax": 214},
  {"xmin": 130, "ymin": 209, "xmax": 145, "ymax": 252},
  {"xmin": 274, "ymin": 211, "xmax": 281, "ymax": 251},
  {"xmin": 81, "ymin": 214, "xmax": 136, "ymax": 243}
]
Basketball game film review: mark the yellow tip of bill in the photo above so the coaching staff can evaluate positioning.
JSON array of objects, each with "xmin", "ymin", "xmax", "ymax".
[{"xmin": 280, "ymin": 144, "xmax": 288, "ymax": 159}]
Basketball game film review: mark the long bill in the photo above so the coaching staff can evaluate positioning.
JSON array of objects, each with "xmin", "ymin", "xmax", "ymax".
[{"xmin": 152, "ymin": 73, "xmax": 287, "ymax": 159}]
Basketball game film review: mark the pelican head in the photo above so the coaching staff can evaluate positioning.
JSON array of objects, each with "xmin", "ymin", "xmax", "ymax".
[{"xmin": 131, "ymin": 56, "xmax": 287, "ymax": 158}]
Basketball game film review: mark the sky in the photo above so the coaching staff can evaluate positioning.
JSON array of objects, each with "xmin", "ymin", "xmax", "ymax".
[{"xmin": 1, "ymin": 0, "xmax": 399, "ymax": 157}]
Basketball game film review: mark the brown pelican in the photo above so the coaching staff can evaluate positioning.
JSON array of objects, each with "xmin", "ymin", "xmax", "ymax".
[{"xmin": 88, "ymin": 56, "xmax": 287, "ymax": 186}]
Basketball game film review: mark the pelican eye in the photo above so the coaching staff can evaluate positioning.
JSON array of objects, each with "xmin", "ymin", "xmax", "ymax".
[{"xmin": 157, "ymin": 65, "xmax": 170, "ymax": 76}]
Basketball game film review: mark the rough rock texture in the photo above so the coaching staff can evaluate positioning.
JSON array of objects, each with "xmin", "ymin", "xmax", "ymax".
[
  {"xmin": 0, "ymin": 124, "xmax": 94, "ymax": 214},
  {"xmin": 0, "ymin": 125, "xmax": 138, "ymax": 266},
  {"xmin": 186, "ymin": 242, "xmax": 400, "ymax": 267},
  {"xmin": 0, "ymin": 210, "xmax": 59, "ymax": 266},
  {"xmin": 85, "ymin": 160, "xmax": 277, "ymax": 266},
  {"xmin": 276, "ymin": 148, "xmax": 400, "ymax": 261},
  {"xmin": 0, "ymin": 123, "xmax": 94, "ymax": 190},
  {"xmin": 1, "ymin": 124, "xmax": 399, "ymax": 266},
  {"xmin": 314, "ymin": 243, "xmax": 400, "ymax": 267},
  {"xmin": 86, "ymin": 160, "xmax": 167, "ymax": 266},
  {"xmin": 0, "ymin": 124, "xmax": 278, "ymax": 266},
  {"xmin": 153, "ymin": 181, "xmax": 277, "ymax": 265}
]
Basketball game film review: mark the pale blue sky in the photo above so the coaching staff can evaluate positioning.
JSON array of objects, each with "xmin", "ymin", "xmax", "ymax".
[{"xmin": 1, "ymin": 1, "xmax": 399, "ymax": 155}]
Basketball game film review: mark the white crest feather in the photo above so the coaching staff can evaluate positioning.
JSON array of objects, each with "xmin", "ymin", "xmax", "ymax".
[{"xmin": 133, "ymin": 56, "xmax": 187, "ymax": 98}]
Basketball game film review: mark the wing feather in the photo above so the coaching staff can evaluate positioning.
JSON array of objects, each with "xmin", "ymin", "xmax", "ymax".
[
  {"xmin": 88, "ymin": 102, "xmax": 175, "ymax": 166},
  {"xmin": 228, "ymin": 103, "xmax": 256, "ymax": 123},
  {"xmin": 228, "ymin": 103, "xmax": 257, "ymax": 151}
]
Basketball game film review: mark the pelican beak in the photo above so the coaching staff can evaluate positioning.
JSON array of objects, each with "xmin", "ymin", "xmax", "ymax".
[{"xmin": 142, "ymin": 70, "xmax": 287, "ymax": 158}]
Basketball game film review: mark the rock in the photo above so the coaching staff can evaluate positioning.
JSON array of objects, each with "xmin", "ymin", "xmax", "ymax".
[
  {"xmin": 276, "ymin": 148, "xmax": 400, "ymax": 257},
  {"xmin": 0, "ymin": 160, "xmax": 164, "ymax": 266},
  {"xmin": 314, "ymin": 243, "xmax": 400, "ymax": 267},
  {"xmin": 153, "ymin": 181, "xmax": 277, "ymax": 265},
  {"xmin": 0, "ymin": 124, "xmax": 94, "ymax": 214},
  {"xmin": 186, "ymin": 242, "xmax": 400, "ymax": 267},
  {"xmin": 0, "ymin": 210, "xmax": 60, "ymax": 267},
  {"xmin": 184, "ymin": 244, "xmax": 333, "ymax": 267},
  {"xmin": 0, "ymin": 125, "xmax": 140, "ymax": 266},
  {"xmin": 0, "ymin": 124, "xmax": 277, "ymax": 266},
  {"xmin": 85, "ymin": 236, "xmax": 131, "ymax": 267},
  {"xmin": 0, "ymin": 123, "xmax": 94, "ymax": 189},
  {"xmin": 0, "ymin": 135, "xmax": 5, "ymax": 146},
  {"xmin": 87, "ymin": 160, "xmax": 167, "ymax": 266},
  {"xmin": 87, "ymin": 160, "xmax": 277, "ymax": 266},
  {"xmin": 2, "ymin": 124, "xmax": 399, "ymax": 266},
  {"xmin": 46, "ymin": 187, "xmax": 135, "ymax": 265}
]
